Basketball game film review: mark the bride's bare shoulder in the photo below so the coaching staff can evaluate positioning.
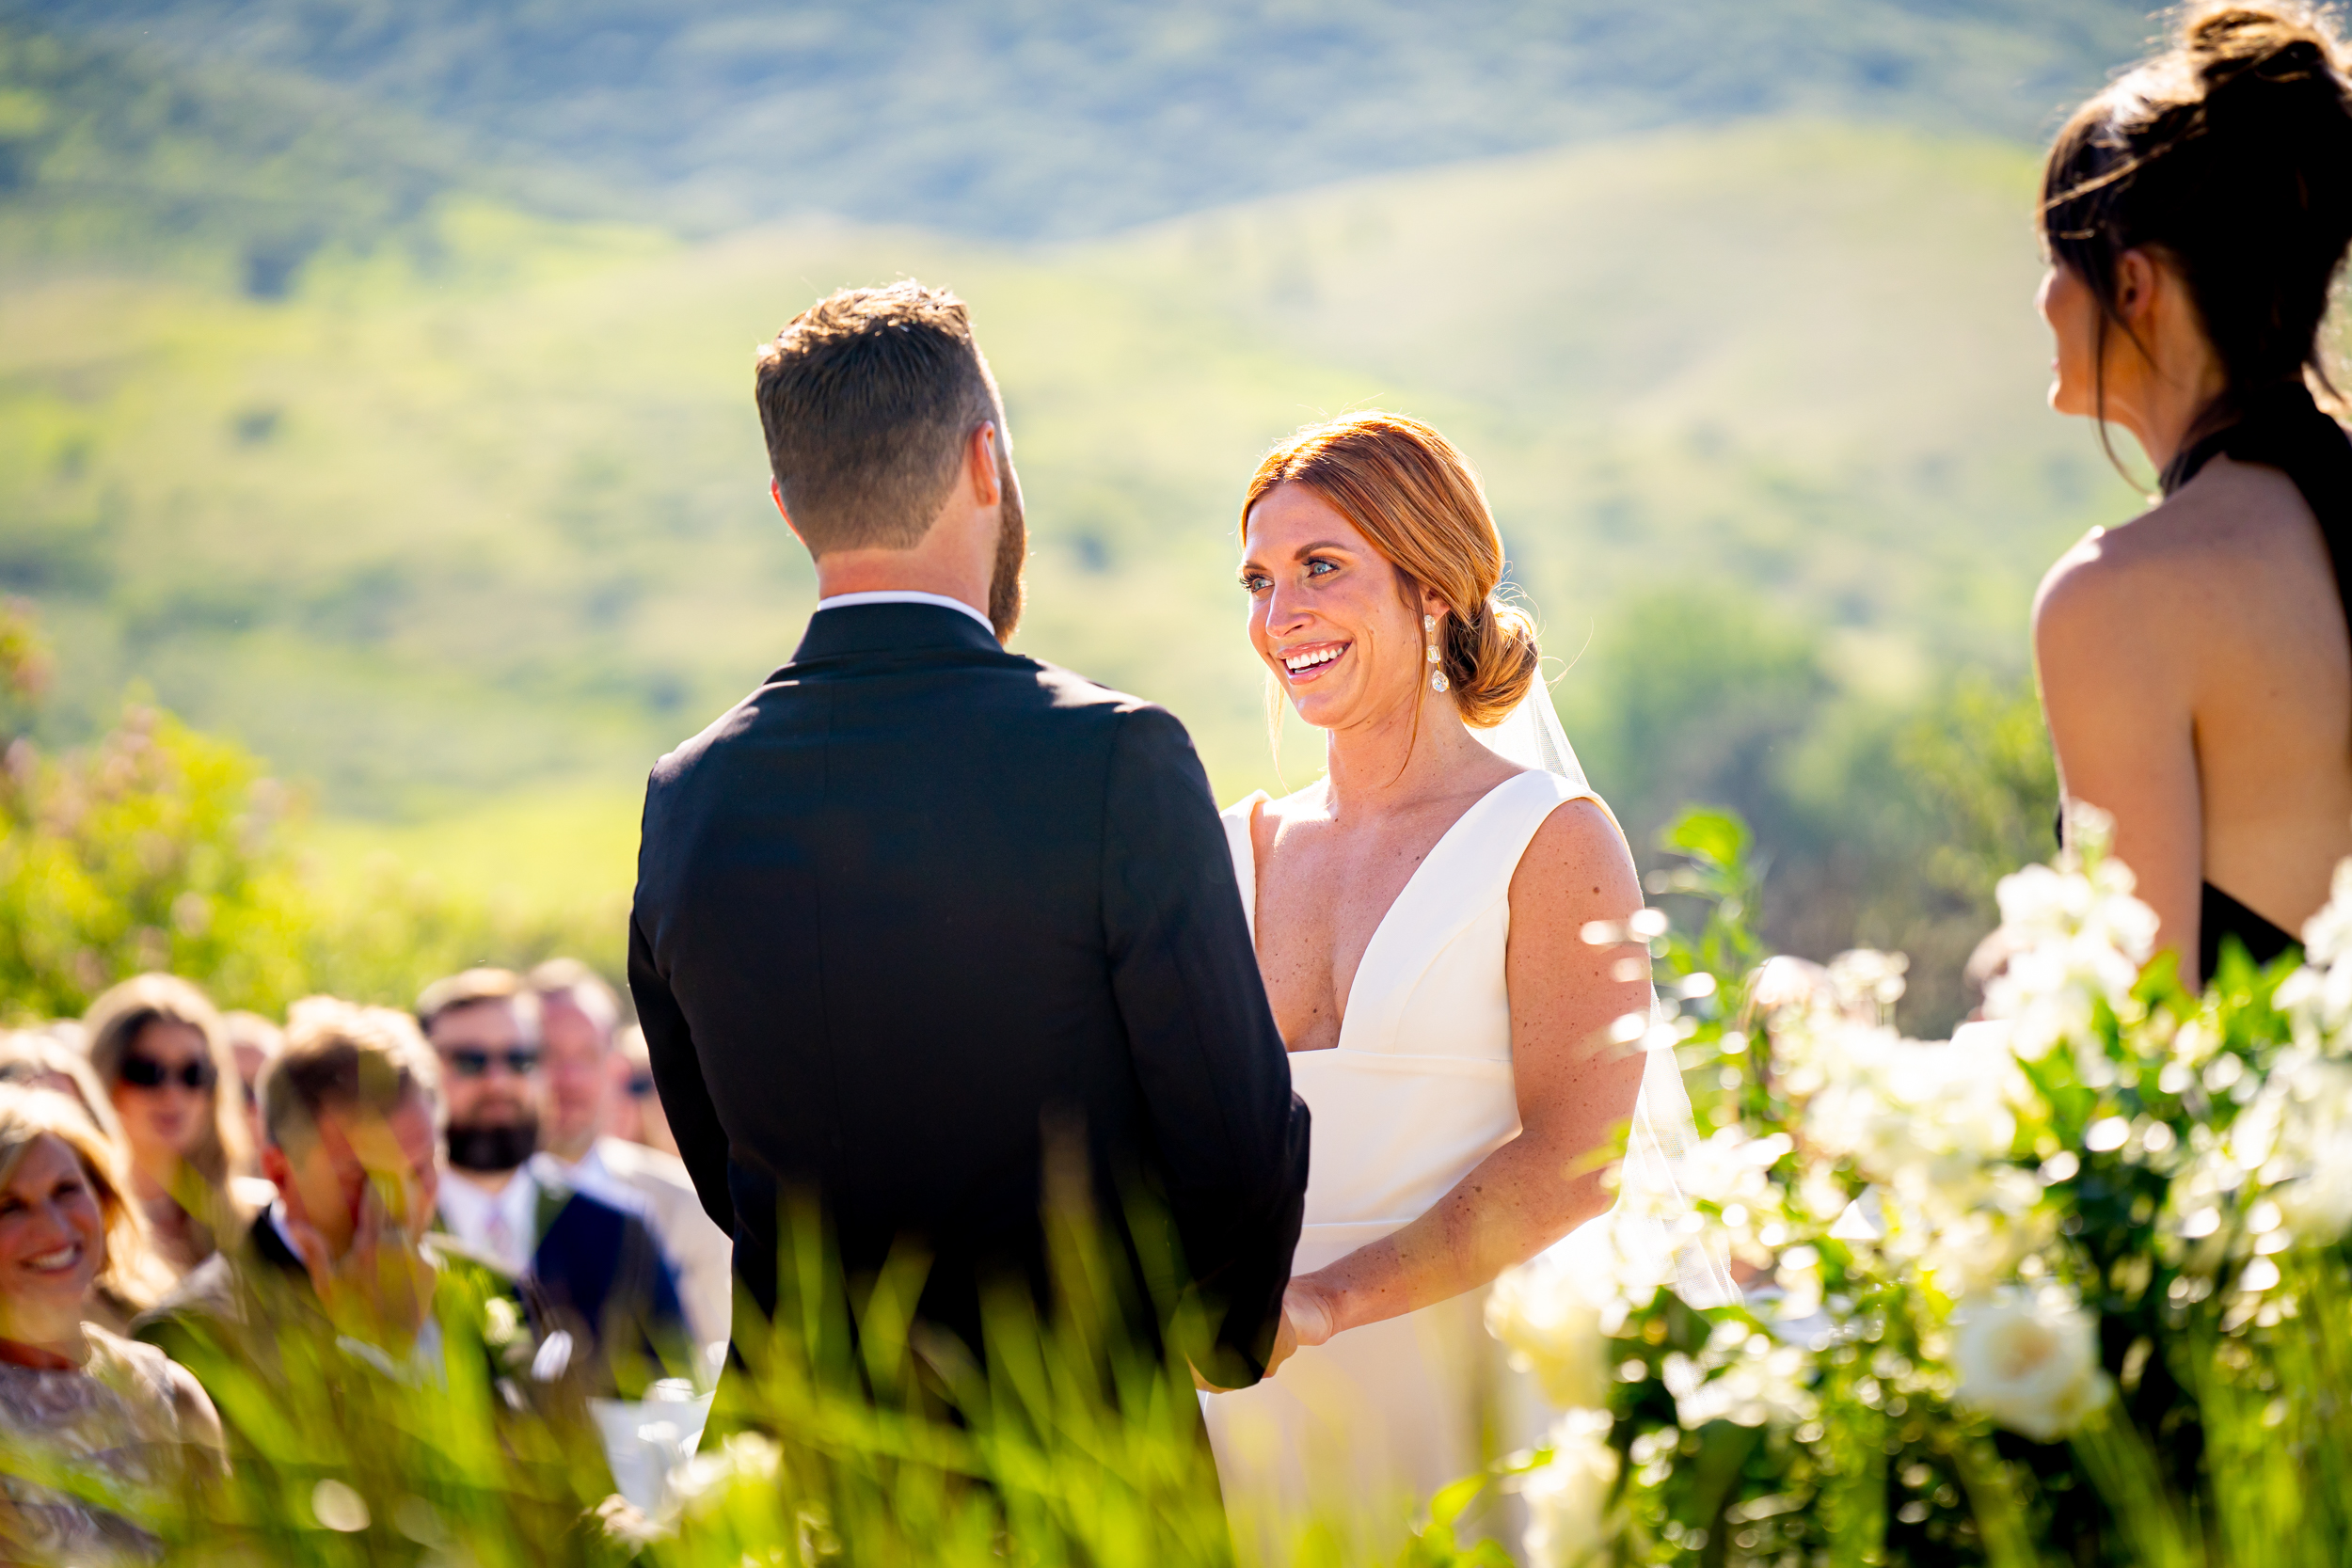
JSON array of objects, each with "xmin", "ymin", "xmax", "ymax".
[
  {"xmin": 1510, "ymin": 796, "xmax": 1639, "ymax": 916},
  {"xmin": 1246, "ymin": 780, "xmax": 1332, "ymax": 863}
]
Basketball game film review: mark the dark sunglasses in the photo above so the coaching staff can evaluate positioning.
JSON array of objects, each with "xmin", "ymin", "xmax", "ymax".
[
  {"xmin": 442, "ymin": 1047, "xmax": 543, "ymax": 1079},
  {"xmin": 119, "ymin": 1053, "xmax": 215, "ymax": 1091},
  {"xmin": 626, "ymin": 1072, "xmax": 657, "ymax": 1100}
]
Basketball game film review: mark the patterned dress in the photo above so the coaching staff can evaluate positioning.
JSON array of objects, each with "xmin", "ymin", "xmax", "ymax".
[{"xmin": 0, "ymin": 1327, "xmax": 220, "ymax": 1565}]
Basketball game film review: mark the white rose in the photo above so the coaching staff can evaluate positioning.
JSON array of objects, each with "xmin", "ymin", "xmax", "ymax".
[
  {"xmin": 1487, "ymin": 1237, "xmax": 1613, "ymax": 1410},
  {"xmin": 1521, "ymin": 1409, "xmax": 1617, "ymax": 1567},
  {"xmin": 1949, "ymin": 1289, "xmax": 2111, "ymax": 1443},
  {"xmin": 2268, "ymin": 1059, "xmax": 2352, "ymax": 1243}
]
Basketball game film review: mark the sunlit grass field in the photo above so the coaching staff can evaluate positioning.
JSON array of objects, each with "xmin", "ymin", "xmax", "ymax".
[{"xmin": 3, "ymin": 116, "xmax": 2138, "ymax": 967}]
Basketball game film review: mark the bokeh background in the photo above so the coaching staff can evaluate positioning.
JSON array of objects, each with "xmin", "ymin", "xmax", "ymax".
[{"xmin": 1, "ymin": 1, "xmax": 2174, "ymax": 1028}]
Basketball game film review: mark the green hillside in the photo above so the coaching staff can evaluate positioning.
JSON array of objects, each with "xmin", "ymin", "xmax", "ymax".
[
  {"xmin": 26, "ymin": 0, "xmax": 2155, "ymax": 237},
  {"xmin": 0, "ymin": 1, "xmax": 2160, "ymax": 1024}
]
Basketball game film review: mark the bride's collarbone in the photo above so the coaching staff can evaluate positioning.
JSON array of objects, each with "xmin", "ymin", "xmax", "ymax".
[{"xmin": 1257, "ymin": 801, "xmax": 1479, "ymax": 1055}]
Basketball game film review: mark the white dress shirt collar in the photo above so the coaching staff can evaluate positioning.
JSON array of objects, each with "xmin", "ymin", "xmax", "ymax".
[
  {"xmin": 814, "ymin": 590, "xmax": 993, "ymax": 635},
  {"xmin": 436, "ymin": 1164, "xmax": 541, "ymax": 1277}
]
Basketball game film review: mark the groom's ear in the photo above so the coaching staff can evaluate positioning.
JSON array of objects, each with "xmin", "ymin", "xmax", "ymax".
[
  {"xmin": 967, "ymin": 423, "xmax": 1003, "ymax": 510},
  {"xmin": 771, "ymin": 478, "xmax": 809, "ymax": 548}
]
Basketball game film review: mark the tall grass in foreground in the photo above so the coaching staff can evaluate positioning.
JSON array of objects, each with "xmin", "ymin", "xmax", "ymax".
[{"xmin": 5, "ymin": 1189, "xmax": 1429, "ymax": 1567}]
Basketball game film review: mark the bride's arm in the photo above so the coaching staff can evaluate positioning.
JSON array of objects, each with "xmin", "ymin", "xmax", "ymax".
[{"xmin": 1281, "ymin": 796, "xmax": 1651, "ymax": 1345}]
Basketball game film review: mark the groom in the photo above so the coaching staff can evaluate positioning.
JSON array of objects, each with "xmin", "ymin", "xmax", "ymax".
[{"xmin": 628, "ymin": 281, "xmax": 1309, "ymax": 1389}]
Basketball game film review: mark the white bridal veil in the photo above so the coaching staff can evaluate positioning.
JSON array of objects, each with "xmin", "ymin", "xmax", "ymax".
[{"xmin": 1476, "ymin": 683, "xmax": 1740, "ymax": 1308}]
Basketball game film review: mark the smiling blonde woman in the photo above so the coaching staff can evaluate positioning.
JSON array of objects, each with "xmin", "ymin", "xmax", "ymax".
[{"xmin": 0, "ymin": 1086, "xmax": 223, "ymax": 1564}]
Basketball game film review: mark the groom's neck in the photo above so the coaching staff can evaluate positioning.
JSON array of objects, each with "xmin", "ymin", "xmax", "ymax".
[{"xmin": 813, "ymin": 545, "xmax": 987, "ymax": 613}]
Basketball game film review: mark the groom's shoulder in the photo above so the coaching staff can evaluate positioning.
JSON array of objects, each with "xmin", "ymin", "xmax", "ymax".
[
  {"xmin": 644, "ymin": 653, "xmax": 1189, "ymax": 788},
  {"xmin": 1019, "ymin": 657, "xmax": 1207, "ymax": 759}
]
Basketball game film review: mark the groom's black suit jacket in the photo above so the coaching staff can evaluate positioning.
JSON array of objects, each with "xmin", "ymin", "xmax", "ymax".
[{"xmin": 629, "ymin": 602, "xmax": 1310, "ymax": 1384}]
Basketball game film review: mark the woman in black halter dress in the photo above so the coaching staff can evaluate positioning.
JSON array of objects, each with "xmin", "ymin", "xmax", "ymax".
[{"xmin": 2031, "ymin": 5, "xmax": 2352, "ymax": 990}]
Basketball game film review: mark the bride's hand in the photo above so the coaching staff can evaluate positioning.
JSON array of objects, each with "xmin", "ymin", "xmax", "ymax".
[{"xmin": 1281, "ymin": 1278, "xmax": 1340, "ymax": 1352}]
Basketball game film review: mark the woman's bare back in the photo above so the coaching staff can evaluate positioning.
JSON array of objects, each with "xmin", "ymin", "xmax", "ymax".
[{"xmin": 2038, "ymin": 453, "xmax": 2352, "ymax": 958}]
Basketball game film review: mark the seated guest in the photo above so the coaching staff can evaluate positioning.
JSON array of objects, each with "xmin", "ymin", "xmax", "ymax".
[
  {"xmin": 135, "ymin": 1001, "xmax": 554, "ymax": 1445},
  {"xmin": 531, "ymin": 958, "xmax": 733, "ymax": 1367},
  {"xmin": 419, "ymin": 969, "xmax": 689, "ymax": 1391},
  {"xmin": 0, "ymin": 1030, "xmax": 129, "ymax": 1150},
  {"xmin": 0, "ymin": 1086, "xmax": 223, "ymax": 1565},
  {"xmin": 0, "ymin": 1035, "xmax": 169, "ymax": 1331},
  {"xmin": 218, "ymin": 1012, "xmax": 283, "ymax": 1166},
  {"xmin": 83, "ymin": 976, "xmax": 253, "ymax": 1282},
  {"xmin": 608, "ymin": 1025, "xmax": 679, "ymax": 1160}
]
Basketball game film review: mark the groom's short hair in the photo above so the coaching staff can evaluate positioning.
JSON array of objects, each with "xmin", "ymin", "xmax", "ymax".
[{"xmin": 754, "ymin": 281, "xmax": 1005, "ymax": 555}]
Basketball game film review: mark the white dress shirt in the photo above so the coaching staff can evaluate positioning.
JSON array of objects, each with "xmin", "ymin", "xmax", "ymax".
[
  {"xmin": 436, "ymin": 1165, "xmax": 542, "ymax": 1277},
  {"xmin": 814, "ymin": 590, "xmax": 993, "ymax": 634}
]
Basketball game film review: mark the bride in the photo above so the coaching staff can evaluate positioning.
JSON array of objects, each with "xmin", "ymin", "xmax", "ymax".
[{"xmin": 1201, "ymin": 411, "xmax": 1726, "ymax": 1551}]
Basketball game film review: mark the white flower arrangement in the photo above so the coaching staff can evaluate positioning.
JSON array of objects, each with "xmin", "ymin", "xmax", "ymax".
[
  {"xmin": 1519, "ymin": 1409, "xmax": 1617, "ymax": 1568},
  {"xmin": 1487, "ymin": 810, "xmax": 2352, "ymax": 1565}
]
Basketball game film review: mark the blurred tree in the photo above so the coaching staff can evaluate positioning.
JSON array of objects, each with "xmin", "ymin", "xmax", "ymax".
[
  {"xmin": 0, "ymin": 696, "xmax": 312, "ymax": 1018},
  {"xmin": 0, "ymin": 604, "xmax": 616, "ymax": 1022},
  {"xmin": 1896, "ymin": 669, "xmax": 2061, "ymax": 911},
  {"xmin": 1559, "ymin": 589, "xmax": 2059, "ymax": 1035}
]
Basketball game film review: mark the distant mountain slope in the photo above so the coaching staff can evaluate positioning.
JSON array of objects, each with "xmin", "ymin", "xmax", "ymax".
[
  {"xmin": 0, "ymin": 116, "xmax": 2130, "ymax": 824},
  {"xmin": 0, "ymin": 13, "xmax": 620, "ymax": 292},
  {"xmin": 24, "ymin": 0, "xmax": 2157, "ymax": 236},
  {"xmin": 1090, "ymin": 122, "xmax": 2112, "ymax": 673}
]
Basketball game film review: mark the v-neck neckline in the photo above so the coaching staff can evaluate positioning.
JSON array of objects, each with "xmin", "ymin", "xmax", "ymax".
[{"xmin": 1246, "ymin": 770, "xmax": 1541, "ymax": 1053}]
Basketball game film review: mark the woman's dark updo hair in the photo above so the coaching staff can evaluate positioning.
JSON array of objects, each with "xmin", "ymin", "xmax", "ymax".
[{"xmin": 2042, "ymin": 3, "xmax": 2352, "ymax": 419}]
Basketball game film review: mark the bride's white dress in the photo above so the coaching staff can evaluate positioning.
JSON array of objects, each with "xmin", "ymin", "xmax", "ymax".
[{"xmin": 1202, "ymin": 705, "xmax": 1728, "ymax": 1556}]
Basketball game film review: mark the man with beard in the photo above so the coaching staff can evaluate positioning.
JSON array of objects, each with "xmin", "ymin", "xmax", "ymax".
[
  {"xmin": 629, "ymin": 281, "xmax": 1309, "ymax": 1396},
  {"xmin": 420, "ymin": 968, "xmax": 690, "ymax": 1393}
]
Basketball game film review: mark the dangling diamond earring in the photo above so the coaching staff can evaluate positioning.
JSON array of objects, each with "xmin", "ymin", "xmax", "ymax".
[{"xmin": 1424, "ymin": 613, "xmax": 1449, "ymax": 694}]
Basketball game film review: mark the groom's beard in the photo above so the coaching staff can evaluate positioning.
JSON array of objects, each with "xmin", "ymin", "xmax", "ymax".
[{"xmin": 988, "ymin": 463, "xmax": 1027, "ymax": 642}]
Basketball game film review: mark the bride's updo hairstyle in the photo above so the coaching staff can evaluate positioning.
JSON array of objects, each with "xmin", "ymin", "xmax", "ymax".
[
  {"xmin": 1243, "ymin": 411, "xmax": 1538, "ymax": 727},
  {"xmin": 2041, "ymin": 3, "xmax": 2352, "ymax": 422}
]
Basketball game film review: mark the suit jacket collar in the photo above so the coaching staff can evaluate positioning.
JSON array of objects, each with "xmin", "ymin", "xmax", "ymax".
[
  {"xmin": 249, "ymin": 1211, "xmax": 310, "ymax": 1279},
  {"xmin": 788, "ymin": 601, "xmax": 1003, "ymax": 666}
]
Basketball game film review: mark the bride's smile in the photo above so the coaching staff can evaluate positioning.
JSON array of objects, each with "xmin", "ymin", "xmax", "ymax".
[
  {"xmin": 1239, "ymin": 481, "xmax": 1435, "ymax": 732},
  {"xmin": 1277, "ymin": 641, "xmax": 1348, "ymax": 681}
]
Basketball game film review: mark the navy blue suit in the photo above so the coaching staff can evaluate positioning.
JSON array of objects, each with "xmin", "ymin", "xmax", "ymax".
[{"xmin": 529, "ymin": 1180, "xmax": 689, "ymax": 1387}]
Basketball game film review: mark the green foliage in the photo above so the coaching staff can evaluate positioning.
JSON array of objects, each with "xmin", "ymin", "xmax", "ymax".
[
  {"xmin": 0, "ymin": 700, "xmax": 312, "ymax": 1017},
  {"xmin": 1897, "ymin": 672, "xmax": 2063, "ymax": 915},
  {"xmin": 0, "ymin": 649, "xmax": 618, "ymax": 1020},
  {"xmin": 22, "ymin": 1203, "xmax": 1303, "ymax": 1568},
  {"xmin": 0, "ymin": 16, "xmax": 488, "ymax": 293}
]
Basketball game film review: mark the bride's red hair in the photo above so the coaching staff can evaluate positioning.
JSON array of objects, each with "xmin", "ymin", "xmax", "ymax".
[{"xmin": 1242, "ymin": 411, "xmax": 1539, "ymax": 728}]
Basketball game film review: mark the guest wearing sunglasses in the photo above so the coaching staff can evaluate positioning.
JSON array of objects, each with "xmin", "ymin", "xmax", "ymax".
[
  {"xmin": 608, "ymin": 1026, "xmax": 679, "ymax": 1160},
  {"xmin": 219, "ymin": 1012, "xmax": 283, "ymax": 1168},
  {"xmin": 419, "ymin": 969, "xmax": 689, "ymax": 1394},
  {"xmin": 82, "ymin": 976, "xmax": 254, "ymax": 1284}
]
